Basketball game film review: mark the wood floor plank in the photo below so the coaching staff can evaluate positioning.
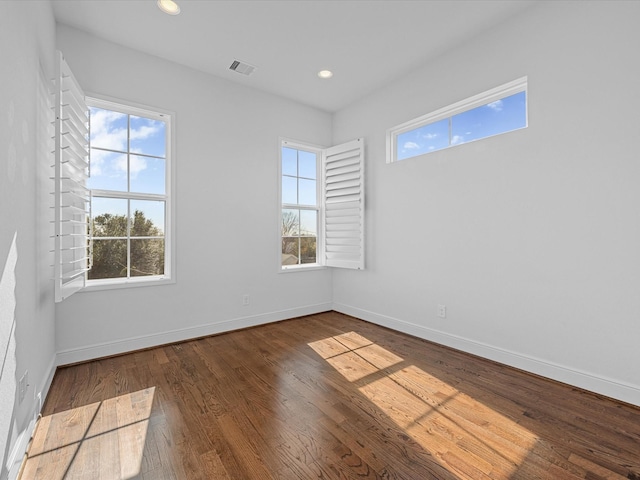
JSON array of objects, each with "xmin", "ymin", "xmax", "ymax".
[{"xmin": 21, "ymin": 312, "xmax": 640, "ymax": 480}]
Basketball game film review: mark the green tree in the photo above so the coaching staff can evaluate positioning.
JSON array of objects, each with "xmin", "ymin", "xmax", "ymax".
[{"xmin": 89, "ymin": 210, "xmax": 164, "ymax": 279}]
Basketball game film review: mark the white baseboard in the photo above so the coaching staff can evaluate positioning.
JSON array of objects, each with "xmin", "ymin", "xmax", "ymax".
[
  {"xmin": 333, "ymin": 302, "xmax": 640, "ymax": 407},
  {"xmin": 6, "ymin": 355, "xmax": 56, "ymax": 480},
  {"xmin": 56, "ymin": 303, "xmax": 333, "ymax": 366}
]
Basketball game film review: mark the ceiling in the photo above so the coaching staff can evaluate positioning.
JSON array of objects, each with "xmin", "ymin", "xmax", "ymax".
[{"xmin": 51, "ymin": 0, "xmax": 535, "ymax": 113}]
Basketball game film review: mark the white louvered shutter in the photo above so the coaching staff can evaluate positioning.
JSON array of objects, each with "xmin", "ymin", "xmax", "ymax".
[
  {"xmin": 53, "ymin": 51, "xmax": 91, "ymax": 302},
  {"xmin": 322, "ymin": 138, "xmax": 365, "ymax": 270}
]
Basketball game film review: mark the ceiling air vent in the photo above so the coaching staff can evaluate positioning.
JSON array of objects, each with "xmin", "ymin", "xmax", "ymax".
[{"xmin": 229, "ymin": 60, "xmax": 256, "ymax": 76}]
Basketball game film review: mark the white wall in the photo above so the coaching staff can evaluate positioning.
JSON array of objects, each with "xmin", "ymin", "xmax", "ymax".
[
  {"xmin": 55, "ymin": 25, "xmax": 333, "ymax": 363},
  {"xmin": 332, "ymin": 1, "xmax": 640, "ymax": 406},
  {"xmin": 0, "ymin": 2, "xmax": 57, "ymax": 478}
]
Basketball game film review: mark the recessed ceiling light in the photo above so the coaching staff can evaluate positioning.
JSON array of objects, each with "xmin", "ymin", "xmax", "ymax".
[
  {"xmin": 318, "ymin": 70, "xmax": 333, "ymax": 79},
  {"xmin": 157, "ymin": 0, "xmax": 181, "ymax": 15}
]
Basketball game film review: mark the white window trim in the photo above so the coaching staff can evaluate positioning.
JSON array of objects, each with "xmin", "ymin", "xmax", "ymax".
[
  {"xmin": 278, "ymin": 137, "xmax": 365, "ymax": 273},
  {"xmin": 386, "ymin": 76, "xmax": 528, "ymax": 163},
  {"xmin": 279, "ymin": 138, "xmax": 325, "ymax": 272},
  {"xmin": 83, "ymin": 93, "xmax": 176, "ymax": 292}
]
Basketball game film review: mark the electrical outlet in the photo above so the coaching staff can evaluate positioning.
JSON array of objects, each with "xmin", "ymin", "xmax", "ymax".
[
  {"xmin": 18, "ymin": 371, "xmax": 28, "ymax": 404},
  {"xmin": 437, "ymin": 304, "xmax": 446, "ymax": 319},
  {"xmin": 242, "ymin": 294, "xmax": 250, "ymax": 306}
]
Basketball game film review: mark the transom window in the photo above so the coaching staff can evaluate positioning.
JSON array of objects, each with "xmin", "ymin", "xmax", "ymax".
[
  {"xmin": 87, "ymin": 97, "xmax": 173, "ymax": 285},
  {"xmin": 387, "ymin": 77, "xmax": 527, "ymax": 162}
]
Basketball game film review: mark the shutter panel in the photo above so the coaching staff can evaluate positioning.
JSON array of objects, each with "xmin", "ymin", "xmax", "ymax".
[
  {"xmin": 322, "ymin": 138, "xmax": 365, "ymax": 270},
  {"xmin": 53, "ymin": 51, "xmax": 91, "ymax": 302}
]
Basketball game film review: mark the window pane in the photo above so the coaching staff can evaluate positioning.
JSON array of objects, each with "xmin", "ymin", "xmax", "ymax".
[
  {"xmin": 129, "ymin": 116, "xmax": 166, "ymax": 157},
  {"xmin": 92, "ymin": 197, "xmax": 128, "ymax": 237},
  {"xmin": 88, "ymin": 239, "xmax": 127, "ymax": 279},
  {"xmin": 90, "ymin": 107, "xmax": 128, "ymax": 152},
  {"xmin": 300, "ymin": 210, "xmax": 317, "ymax": 236},
  {"xmin": 451, "ymin": 91, "xmax": 527, "ymax": 145},
  {"xmin": 299, "ymin": 178, "xmax": 316, "ymax": 206},
  {"xmin": 282, "ymin": 209, "xmax": 299, "ymax": 236},
  {"xmin": 300, "ymin": 237, "xmax": 317, "ymax": 264},
  {"xmin": 298, "ymin": 150, "xmax": 316, "ymax": 179},
  {"xmin": 130, "ymin": 239, "xmax": 164, "ymax": 277},
  {"xmin": 282, "ymin": 147, "xmax": 297, "ymax": 176},
  {"xmin": 87, "ymin": 150, "xmax": 128, "ymax": 191},
  {"xmin": 281, "ymin": 237, "xmax": 299, "ymax": 265},
  {"xmin": 130, "ymin": 155, "xmax": 165, "ymax": 194},
  {"xmin": 397, "ymin": 119, "xmax": 449, "ymax": 160},
  {"xmin": 282, "ymin": 176, "xmax": 297, "ymax": 204},
  {"xmin": 130, "ymin": 200, "xmax": 165, "ymax": 236}
]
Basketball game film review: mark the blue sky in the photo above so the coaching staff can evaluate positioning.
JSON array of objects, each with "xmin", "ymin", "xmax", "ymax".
[
  {"xmin": 88, "ymin": 107, "xmax": 167, "ymax": 230},
  {"xmin": 282, "ymin": 147, "xmax": 318, "ymax": 236},
  {"xmin": 397, "ymin": 91, "xmax": 526, "ymax": 160}
]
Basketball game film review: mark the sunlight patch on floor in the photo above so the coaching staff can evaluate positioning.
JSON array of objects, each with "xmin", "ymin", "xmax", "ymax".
[
  {"xmin": 309, "ymin": 333, "xmax": 539, "ymax": 478},
  {"xmin": 22, "ymin": 387, "xmax": 155, "ymax": 480}
]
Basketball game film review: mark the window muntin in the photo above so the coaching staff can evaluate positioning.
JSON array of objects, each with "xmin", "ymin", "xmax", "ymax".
[
  {"xmin": 388, "ymin": 77, "xmax": 527, "ymax": 162},
  {"xmin": 280, "ymin": 143, "xmax": 320, "ymax": 269},
  {"xmin": 87, "ymin": 98, "xmax": 172, "ymax": 285}
]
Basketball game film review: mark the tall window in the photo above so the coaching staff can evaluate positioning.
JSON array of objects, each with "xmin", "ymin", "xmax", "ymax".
[
  {"xmin": 87, "ymin": 97, "xmax": 172, "ymax": 285},
  {"xmin": 280, "ymin": 142, "xmax": 320, "ymax": 268},
  {"xmin": 279, "ymin": 138, "xmax": 365, "ymax": 272}
]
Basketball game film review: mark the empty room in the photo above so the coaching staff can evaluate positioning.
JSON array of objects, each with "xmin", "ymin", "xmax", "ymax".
[{"xmin": 1, "ymin": 0, "xmax": 639, "ymax": 479}]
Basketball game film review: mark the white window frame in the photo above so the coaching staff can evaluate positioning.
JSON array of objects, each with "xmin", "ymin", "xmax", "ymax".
[
  {"xmin": 387, "ymin": 76, "xmax": 528, "ymax": 163},
  {"xmin": 279, "ymin": 139, "xmax": 324, "ymax": 272},
  {"xmin": 278, "ymin": 137, "xmax": 365, "ymax": 273},
  {"xmin": 84, "ymin": 95, "xmax": 176, "ymax": 291}
]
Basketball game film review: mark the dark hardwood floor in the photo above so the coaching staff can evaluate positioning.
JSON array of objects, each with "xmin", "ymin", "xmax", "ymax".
[{"xmin": 20, "ymin": 312, "xmax": 640, "ymax": 479}]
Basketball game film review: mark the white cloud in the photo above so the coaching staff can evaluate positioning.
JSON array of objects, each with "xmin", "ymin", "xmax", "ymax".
[
  {"xmin": 403, "ymin": 141, "xmax": 420, "ymax": 150},
  {"xmin": 129, "ymin": 155, "xmax": 148, "ymax": 179},
  {"xmin": 451, "ymin": 135, "xmax": 465, "ymax": 145},
  {"xmin": 486, "ymin": 99, "xmax": 504, "ymax": 112},
  {"xmin": 89, "ymin": 109, "xmax": 162, "ymax": 179},
  {"xmin": 422, "ymin": 132, "xmax": 439, "ymax": 140}
]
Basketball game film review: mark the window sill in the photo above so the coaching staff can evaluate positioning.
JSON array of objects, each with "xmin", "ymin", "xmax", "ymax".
[
  {"xmin": 279, "ymin": 264, "xmax": 326, "ymax": 273},
  {"xmin": 82, "ymin": 275, "xmax": 175, "ymax": 293}
]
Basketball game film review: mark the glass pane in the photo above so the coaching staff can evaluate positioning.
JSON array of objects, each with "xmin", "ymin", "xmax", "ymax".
[
  {"xmin": 130, "ymin": 239, "xmax": 164, "ymax": 277},
  {"xmin": 299, "ymin": 178, "xmax": 316, "ymax": 206},
  {"xmin": 282, "ymin": 147, "xmax": 297, "ymax": 176},
  {"xmin": 281, "ymin": 209, "xmax": 299, "ymax": 237},
  {"xmin": 281, "ymin": 237, "xmax": 299, "ymax": 265},
  {"xmin": 300, "ymin": 237, "xmax": 317, "ymax": 264},
  {"xmin": 88, "ymin": 149, "xmax": 128, "ymax": 191},
  {"xmin": 90, "ymin": 107, "xmax": 128, "ymax": 152},
  {"xmin": 397, "ymin": 118, "xmax": 449, "ymax": 160},
  {"xmin": 130, "ymin": 200, "xmax": 165, "ymax": 236},
  {"xmin": 130, "ymin": 155, "xmax": 165, "ymax": 194},
  {"xmin": 298, "ymin": 150, "xmax": 316, "ymax": 179},
  {"xmin": 91, "ymin": 197, "xmax": 128, "ymax": 237},
  {"xmin": 282, "ymin": 176, "xmax": 297, "ymax": 204},
  {"xmin": 451, "ymin": 91, "xmax": 527, "ymax": 145},
  {"xmin": 300, "ymin": 210, "xmax": 317, "ymax": 236},
  {"xmin": 129, "ymin": 116, "xmax": 166, "ymax": 157},
  {"xmin": 88, "ymin": 239, "xmax": 127, "ymax": 279}
]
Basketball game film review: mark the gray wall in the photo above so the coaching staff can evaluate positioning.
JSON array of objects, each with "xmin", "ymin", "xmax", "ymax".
[
  {"xmin": 0, "ymin": 2, "xmax": 57, "ymax": 478},
  {"xmin": 332, "ymin": 1, "xmax": 640, "ymax": 405},
  {"xmin": 54, "ymin": 25, "xmax": 334, "ymax": 363}
]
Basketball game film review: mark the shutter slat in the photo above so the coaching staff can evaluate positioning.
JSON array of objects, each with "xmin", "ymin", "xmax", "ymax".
[
  {"xmin": 326, "ymin": 163, "xmax": 359, "ymax": 177},
  {"xmin": 325, "ymin": 149, "xmax": 359, "ymax": 165},
  {"xmin": 326, "ymin": 179, "xmax": 360, "ymax": 191},
  {"xmin": 326, "ymin": 186, "xmax": 360, "ymax": 198}
]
